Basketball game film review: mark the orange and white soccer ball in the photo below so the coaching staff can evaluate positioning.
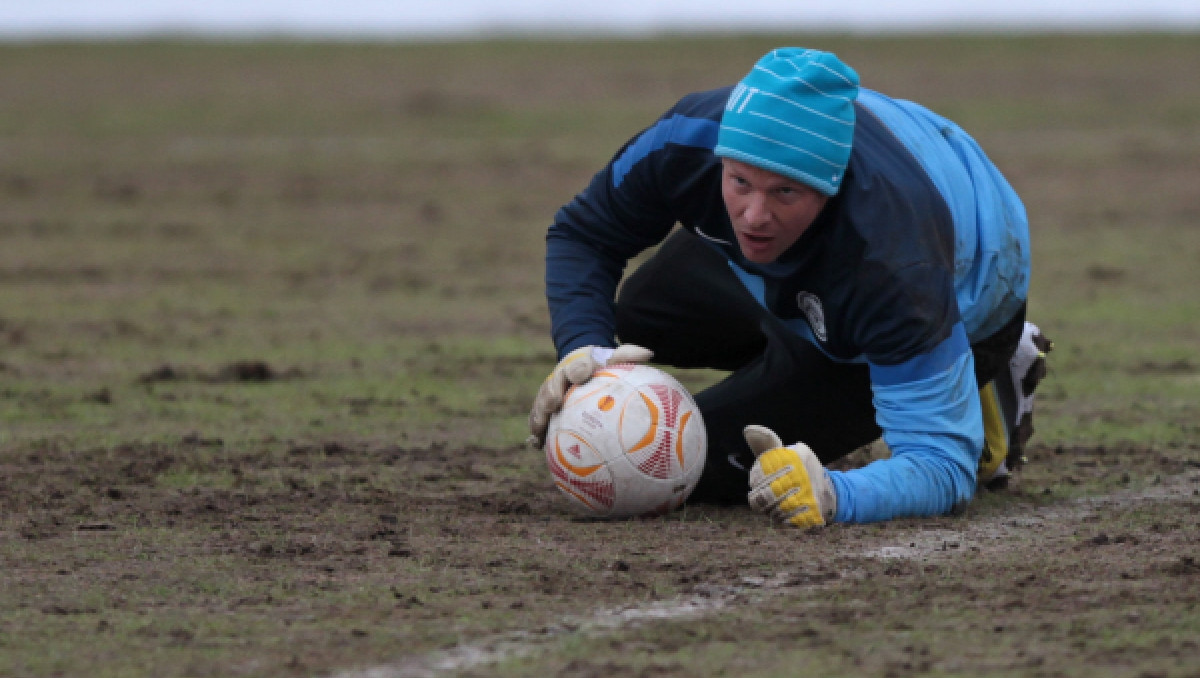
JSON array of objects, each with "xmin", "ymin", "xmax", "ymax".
[{"xmin": 544, "ymin": 364, "xmax": 706, "ymax": 518}]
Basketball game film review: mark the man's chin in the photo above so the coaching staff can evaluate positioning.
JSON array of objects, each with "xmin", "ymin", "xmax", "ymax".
[
  {"xmin": 737, "ymin": 242, "xmax": 778, "ymax": 264},
  {"xmin": 729, "ymin": 235, "xmax": 777, "ymax": 261}
]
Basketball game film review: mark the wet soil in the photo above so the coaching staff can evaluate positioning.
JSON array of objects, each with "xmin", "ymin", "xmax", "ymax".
[{"xmin": 4, "ymin": 429, "xmax": 1199, "ymax": 677}]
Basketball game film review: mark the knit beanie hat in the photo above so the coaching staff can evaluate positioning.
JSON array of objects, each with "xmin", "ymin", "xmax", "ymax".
[{"xmin": 715, "ymin": 48, "xmax": 859, "ymax": 196}]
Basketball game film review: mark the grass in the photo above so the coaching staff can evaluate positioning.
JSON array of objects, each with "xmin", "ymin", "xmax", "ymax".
[{"xmin": 1, "ymin": 34, "xmax": 1198, "ymax": 678}]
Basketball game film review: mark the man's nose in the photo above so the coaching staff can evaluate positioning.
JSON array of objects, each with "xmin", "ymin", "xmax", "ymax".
[{"xmin": 743, "ymin": 193, "xmax": 771, "ymax": 226}]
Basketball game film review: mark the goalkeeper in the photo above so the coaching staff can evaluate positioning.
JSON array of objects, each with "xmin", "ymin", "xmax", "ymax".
[{"xmin": 528, "ymin": 47, "xmax": 1051, "ymax": 527}]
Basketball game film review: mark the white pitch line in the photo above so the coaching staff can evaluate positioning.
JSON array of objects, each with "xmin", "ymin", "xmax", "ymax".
[{"xmin": 329, "ymin": 586, "xmax": 745, "ymax": 678}]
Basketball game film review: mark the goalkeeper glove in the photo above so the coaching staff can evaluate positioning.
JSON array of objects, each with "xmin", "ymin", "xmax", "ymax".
[
  {"xmin": 744, "ymin": 425, "xmax": 836, "ymax": 529},
  {"xmin": 527, "ymin": 344, "xmax": 653, "ymax": 448}
]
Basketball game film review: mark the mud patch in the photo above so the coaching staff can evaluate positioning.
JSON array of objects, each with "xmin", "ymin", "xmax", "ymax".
[
  {"xmin": 1129, "ymin": 358, "xmax": 1197, "ymax": 375},
  {"xmin": 136, "ymin": 360, "xmax": 304, "ymax": 384},
  {"xmin": 331, "ymin": 473, "xmax": 1200, "ymax": 678},
  {"xmin": 332, "ymin": 586, "xmax": 751, "ymax": 678}
]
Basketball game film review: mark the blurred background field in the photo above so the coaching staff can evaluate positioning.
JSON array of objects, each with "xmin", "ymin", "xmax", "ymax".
[
  {"xmin": 1, "ymin": 35, "xmax": 1198, "ymax": 678},
  {"xmin": 1, "ymin": 35, "xmax": 1197, "ymax": 451}
]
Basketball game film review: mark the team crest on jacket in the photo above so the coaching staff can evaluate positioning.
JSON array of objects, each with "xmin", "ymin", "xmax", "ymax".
[{"xmin": 796, "ymin": 292, "xmax": 828, "ymax": 342}]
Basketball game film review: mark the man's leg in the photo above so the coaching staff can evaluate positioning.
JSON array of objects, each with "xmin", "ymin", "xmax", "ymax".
[
  {"xmin": 970, "ymin": 305, "xmax": 1027, "ymax": 387},
  {"xmin": 616, "ymin": 229, "xmax": 880, "ymax": 504},
  {"xmin": 686, "ymin": 319, "xmax": 880, "ymax": 503},
  {"xmin": 971, "ymin": 306, "xmax": 1026, "ymax": 484},
  {"xmin": 615, "ymin": 229, "xmax": 768, "ymax": 371},
  {"xmin": 969, "ymin": 306, "xmax": 1053, "ymax": 488},
  {"xmin": 993, "ymin": 321, "xmax": 1053, "ymax": 477}
]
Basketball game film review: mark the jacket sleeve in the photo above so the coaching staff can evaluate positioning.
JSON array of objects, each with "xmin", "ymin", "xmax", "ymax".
[
  {"xmin": 546, "ymin": 111, "xmax": 710, "ymax": 357},
  {"xmin": 827, "ymin": 322, "xmax": 983, "ymax": 522}
]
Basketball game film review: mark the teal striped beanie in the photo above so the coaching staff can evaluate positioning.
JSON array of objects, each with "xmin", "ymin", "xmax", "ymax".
[{"xmin": 715, "ymin": 48, "xmax": 860, "ymax": 196}]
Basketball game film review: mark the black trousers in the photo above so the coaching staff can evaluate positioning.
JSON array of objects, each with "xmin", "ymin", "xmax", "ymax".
[{"xmin": 614, "ymin": 229, "xmax": 1025, "ymax": 504}]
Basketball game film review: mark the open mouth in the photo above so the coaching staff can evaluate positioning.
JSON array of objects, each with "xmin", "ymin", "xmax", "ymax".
[
  {"xmin": 739, "ymin": 231, "xmax": 774, "ymax": 250},
  {"xmin": 737, "ymin": 231, "xmax": 777, "ymax": 262}
]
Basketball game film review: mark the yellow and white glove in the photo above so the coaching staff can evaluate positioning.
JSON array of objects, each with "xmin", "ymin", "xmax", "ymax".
[
  {"xmin": 527, "ymin": 344, "xmax": 654, "ymax": 448},
  {"xmin": 744, "ymin": 425, "xmax": 837, "ymax": 529}
]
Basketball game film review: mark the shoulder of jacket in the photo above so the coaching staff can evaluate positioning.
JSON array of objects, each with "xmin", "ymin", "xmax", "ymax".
[{"xmin": 669, "ymin": 86, "xmax": 736, "ymax": 121}]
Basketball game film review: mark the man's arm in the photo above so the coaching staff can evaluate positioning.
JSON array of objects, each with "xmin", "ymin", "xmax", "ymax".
[
  {"xmin": 545, "ymin": 228, "xmax": 629, "ymax": 355},
  {"xmin": 828, "ymin": 322, "xmax": 982, "ymax": 522},
  {"xmin": 546, "ymin": 105, "xmax": 721, "ymax": 357}
]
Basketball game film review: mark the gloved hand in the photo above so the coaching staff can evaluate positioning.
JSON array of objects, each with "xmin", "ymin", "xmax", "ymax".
[
  {"xmin": 744, "ymin": 425, "xmax": 837, "ymax": 528},
  {"xmin": 527, "ymin": 344, "xmax": 654, "ymax": 449}
]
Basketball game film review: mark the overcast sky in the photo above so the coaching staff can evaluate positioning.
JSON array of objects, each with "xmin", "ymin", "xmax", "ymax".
[{"xmin": 3, "ymin": 0, "xmax": 1199, "ymax": 39}]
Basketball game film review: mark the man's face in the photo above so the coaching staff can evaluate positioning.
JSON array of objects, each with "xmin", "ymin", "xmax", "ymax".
[{"xmin": 721, "ymin": 158, "xmax": 829, "ymax": 264}]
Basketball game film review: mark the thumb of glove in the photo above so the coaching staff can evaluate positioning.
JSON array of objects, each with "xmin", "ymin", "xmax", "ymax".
[
  {"xmin": 743, "ymin": 424, "xmax": 785, "ymax": 458},
  {"xmin": 608, "ymin": 344, "xmax": 654, "ymax": 365},
  {"xmin": 561, "ymin": 355, "xmax": 599, "ymax": 386},
  {"xmin": 562, "ymin": 344, "xmax": 654, "ymax": 385}
]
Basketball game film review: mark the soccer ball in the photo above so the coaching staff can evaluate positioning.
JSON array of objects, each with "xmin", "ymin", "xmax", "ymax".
[{"xmin": 544, "ymin": 363, "xmax": 707, "ymax": 518}]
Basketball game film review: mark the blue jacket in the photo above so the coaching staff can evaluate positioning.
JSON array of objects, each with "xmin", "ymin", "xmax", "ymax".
[{"xmin": 545, "ymin": 86, "xmax": 1030, "ymax": 523}]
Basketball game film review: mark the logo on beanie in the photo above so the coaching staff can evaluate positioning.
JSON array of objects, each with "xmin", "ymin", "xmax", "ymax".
[
  {"xmin": 796, "ymin": 292, "xmax": 827, "ymax": 342},
  {"xmin": 725, "ymin": 83, "xmax": 759, "ymax": 114}
]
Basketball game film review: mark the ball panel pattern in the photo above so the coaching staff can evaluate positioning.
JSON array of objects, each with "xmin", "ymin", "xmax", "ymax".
[
  {"xmin": 545, "ymin": 431, "xmax": 615, "ymax": 512},
  {"xmin": 544, "ymin": 364, "xmax": 707, "ymax": 518}
]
